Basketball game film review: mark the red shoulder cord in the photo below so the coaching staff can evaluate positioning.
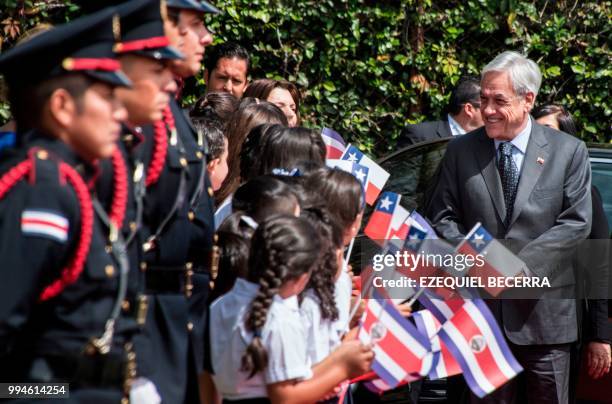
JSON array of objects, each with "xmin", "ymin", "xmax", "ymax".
[
  {"xmin": 109, "ymin": 148, "xmax": 128, "ymax": 229},
  {"xmin": 145, "ymin": 105, "xmax": 174, "ymax": 187},
  {"xmin": 0, "ymin": 154, "xmax": 94, "ymax": 302}
]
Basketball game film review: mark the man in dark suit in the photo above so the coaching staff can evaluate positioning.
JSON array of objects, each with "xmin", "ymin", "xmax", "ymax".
[
  {"xmin": 428, "ymin": 51, "xmax": 592, "ymax": 403},
  {"xmin": 398, "ymin": 77, "xmax": 484, "ymax": 148}
]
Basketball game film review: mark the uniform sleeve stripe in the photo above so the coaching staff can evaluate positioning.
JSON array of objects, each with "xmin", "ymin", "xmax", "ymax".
[{"xmin": 21, "ymin": 210, "xmax": 69, "ymax": 242}]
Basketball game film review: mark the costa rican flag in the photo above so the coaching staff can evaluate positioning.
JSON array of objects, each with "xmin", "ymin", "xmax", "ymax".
[
  {"xmin": 321, "ymin": 127, "xmax": 346, "ymax": 159},
  {"xmin": 326, "ymin": 159, "xmax": 370, "ymax": 191},
  {"xmin": 358, "ymin": 293, "xmax": 432, "ymax": 388},
  {"xmin": 214, "ymin": 195, "xmax": 233, "ymax": 230},
  {"xmin": 21, "ymin": 210, "xmax": 69, "ymax": 243},
  {"xmin": 341, "ymin": 144, "xmax": 389, "ymax": 205},
  {"xmin": 456, "ymin": 223, "xmax": 528, "ymax": 296},
  {"xmin": 437, "ymin": 299, "xmax": 523, "ymax": 398},
  {"xmin": 412, "ymin": 309, "xmax": 462, "ymax": 380},
  {"xmin": 364, "ymin": 192, "xmax": 410, "ymax": 247},
  {"xmin": 417, "ymin": 287, "xmax": 467, "ymax": 323},
  {"xmin": 362, "ymin": 372, "xmax": 422, "ymax": 395}
]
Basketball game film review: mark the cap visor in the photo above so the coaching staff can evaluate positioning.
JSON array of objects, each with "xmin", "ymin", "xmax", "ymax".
[
  {"xmin": 134, "ymin": 45, "xmax": 184, "ymax": 61},
  {"xmin": 86, "ymin": 70, "xmax": 133, "ymax": 88},
  {"xmin": 200, "ymin": 1, "xmax": 220, "ymax": 13}
]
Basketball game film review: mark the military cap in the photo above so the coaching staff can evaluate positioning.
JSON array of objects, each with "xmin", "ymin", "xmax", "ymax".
[
  {"xmin": 115, "ymin": 0, "xmax": 183, "ymax": 60},
  {"xmin": 0, "ymin": 8, "xmax": 131, "ymax": 88},
  {"xmin": 167, "ymin": 0, "xmax": 219, "ymax": 14}
]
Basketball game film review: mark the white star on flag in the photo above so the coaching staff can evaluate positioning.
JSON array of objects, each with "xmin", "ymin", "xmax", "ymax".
[
  {"xmin": 379, "ymin": 196, "xmax": 393, "ymax": 211},
  {"xmin": 472, "ymin": 233, "xmax": 485, "ymax": 248},
  {"xmin": 347, "ymin": 152, "xmax": 358, "ymax": 162},
  {"xmin": 406, "ymin": 233, "xmax": 421, "ymax": 249},
  {"xmin": 354, "ymin": 168, "xmax": 366, "ymax": 182}
]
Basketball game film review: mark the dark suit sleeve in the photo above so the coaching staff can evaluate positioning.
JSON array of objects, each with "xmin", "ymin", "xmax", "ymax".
[
  {"xmin": 518, "ymin": 141, "xmax": 592, "ymax": 280},
  {"xmin": 426, "ymin": 138, "xmax": 467, "ymax": 242},
  {"xmin": 397, "ymin": 126, "xmax": 426, "ymax": 149}
]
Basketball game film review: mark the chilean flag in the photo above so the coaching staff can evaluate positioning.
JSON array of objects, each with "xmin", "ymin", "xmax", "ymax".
[
  {"xmin": 358, "ymin": 294, "xmax": 432, "ymax": 388},
  {"xmin": 401, "ymin": 226, "xmax": 458, "ymax": 299},
  {"xmin": 412, "ymin": 309, "xmax": 462, "ymax": 380},
  {"xmin": 437, "ymin": 299, "xmax": 523, "ymax": 398},
  {"xmin": 321, "ymin": 127, "xmax": 346, "ymax": 159},
  {"xmin": 364, "ymin": 192, "xmax": 410, "ymax": 247},
  {"xmin": 456, "ymin": 223, "xmax": 528, "ymax": 296},
  {"xmin": 326, "ymin": 159, "xmax": 370, "ymax": 192},
  {"xmin": 341, "ymin": 144, "xmax": 389, "ymax": 205}
]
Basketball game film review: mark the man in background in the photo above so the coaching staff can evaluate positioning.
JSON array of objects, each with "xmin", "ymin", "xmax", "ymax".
[
  {"xmin": 203, "ymin": 41, "xmax": 250, "ymax": 98},
  {"xmin": 398, "ymin": 76, "xmax": 483, "ymax": 147}
]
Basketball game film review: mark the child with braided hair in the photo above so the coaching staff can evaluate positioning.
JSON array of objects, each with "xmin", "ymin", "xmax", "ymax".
[
  {"xmin": 303, "ymin": 167, "xmax": 366, "ymax": 340},
  {"xmin": 209, "ymin": 215, "xmax": 373, "ymax": 404},
  {"xmin": 299, "ymin": 207, "xmax": 346, "ymax": 367}
]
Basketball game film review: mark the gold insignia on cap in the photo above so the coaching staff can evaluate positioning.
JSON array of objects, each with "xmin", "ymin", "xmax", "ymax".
[
  {"xmin": 113, "ymin": 43, "xmax": 124, "ymax": 53},
  {"xmin": 112, "ymin": 14, "xmax": 121, "ymax": 42},
  {"xmin": 62, "ymin": 58, "xmax": 74, "ymax": 71},
  {"xmin": 160, "ymin": 0, "xmax": 168, "ymax": 21}
]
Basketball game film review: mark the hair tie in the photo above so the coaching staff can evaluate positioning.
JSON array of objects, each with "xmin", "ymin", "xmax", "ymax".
[
  {"xmin": 240, "ymin": 215, "xmax": 258, "ymax": 230},
  {"xmin": 271, "ymin": 167, "xmax": 301, "ymax": 177},
  {"xmin": 253, "ymin": 329, "xmax": 262, "ymax": 338}
]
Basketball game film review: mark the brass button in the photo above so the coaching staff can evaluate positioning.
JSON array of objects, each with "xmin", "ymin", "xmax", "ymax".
[
  {"xmin": 37, "ymin": 150, "xmax": 48, "ymax": 160},
  {"xmin": 180, "ymin": 157, "xmax": 187, "ymax": 167},
  {"xmin": 105, "ymin": 245, "xmax": 112, "ymax": 254},
  {"xmin": 129, "ymin": 221, "xmax": 137, "ymax": 231},
  {"xmin": 188, "ymin": 211, "xmax": 195, "ymax": 221},
  {"xmin": 196, "ymin": 151, "xmax": 203, "ymax": 159},
  {"xmin": 140, "ymin": 262, "xmax": 147, "ymax": 271},
  {"xmin": 207, "ymin": 187, "xmax": 214, "ymax": 197},
  {"xmin": 105, "ymin": 265, "xmax": 115, "ymax": 277},
  {"xmin": 213, "ymin": 233, "xmax": 218, "ymax": 243},
  {"xmin": 186, "ymin": 262, "xmax": 193, "ymax": 270},
  {"xmin": 187, "ymin": 322, "xmax": 194, "ymax": 331},
  {"xmin": 122, "ymin": 300, "xmax": 131, "ymax": 311}
]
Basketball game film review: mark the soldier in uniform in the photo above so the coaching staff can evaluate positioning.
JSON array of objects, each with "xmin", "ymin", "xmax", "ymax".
[
  {"xmin": 137, "ymin": 0, "xmax": 220, "ymax": 402},
  {"xmin": 90, "ymin": 0, "xmax": 186, "ymax": 400},
  {"xmin": 0, "ymin": 8, "xmax": 140, "ymax": 403}
]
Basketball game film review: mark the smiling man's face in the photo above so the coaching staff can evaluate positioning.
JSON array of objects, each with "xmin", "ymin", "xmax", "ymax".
[{"xmin": 480, "ymin": 70, "xmax": 534, "ymax": 140}]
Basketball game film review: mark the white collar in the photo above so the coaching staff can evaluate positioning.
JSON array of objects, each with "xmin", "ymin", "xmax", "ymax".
[{"xmin": 494, "ymin": 116, "xmax": 532, "ymax": 154}]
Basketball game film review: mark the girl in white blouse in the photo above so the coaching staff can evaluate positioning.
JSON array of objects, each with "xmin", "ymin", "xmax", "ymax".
[{"xmin": 209, "ymin": 215, "xmax": 373, "ymax": 404}]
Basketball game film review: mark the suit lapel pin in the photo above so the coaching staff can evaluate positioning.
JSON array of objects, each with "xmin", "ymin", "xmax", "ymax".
[{"xmin": 536, "ymin": 157, "xmax": 545, "ymax": 165}]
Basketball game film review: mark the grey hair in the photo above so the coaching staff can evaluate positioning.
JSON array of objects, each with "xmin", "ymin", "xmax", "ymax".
[{"xmin": 481, "ymin": 51, "xmax": 542, "ymax": 97}]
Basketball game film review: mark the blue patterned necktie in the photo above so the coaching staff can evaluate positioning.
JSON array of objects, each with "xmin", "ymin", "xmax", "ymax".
[{"xmin": 498, "ymin": 142, "xmax": 519, "ymax": 226}]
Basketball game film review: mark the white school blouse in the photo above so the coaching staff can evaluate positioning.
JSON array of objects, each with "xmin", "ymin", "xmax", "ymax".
[
  {"xmin": 300, "ymin": 289, "xmax": 342, "ymax": 365},
  {"xmin": 210, "ymin": 278, "xmax": 313, "ymax": 400},
  {"xmin": 332, "ymin": 270, "xmax": 352, "ymax": 339}
]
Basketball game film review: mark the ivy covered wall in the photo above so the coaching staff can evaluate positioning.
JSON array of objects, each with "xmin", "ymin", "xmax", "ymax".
[{"xmin": 1, "ymin": 0, "xmax": 610, "ymax": 156}]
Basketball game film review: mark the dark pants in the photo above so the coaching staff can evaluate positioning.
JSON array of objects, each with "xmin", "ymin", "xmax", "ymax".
[{"xmin": 471, "ymin": 343, "xmax": 572, "ymax": 404}]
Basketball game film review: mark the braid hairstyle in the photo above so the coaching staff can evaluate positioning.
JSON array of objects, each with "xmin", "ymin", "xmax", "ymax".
[
  {"xmin": 300, "ymin": 206, "xmax": 343, "ymax": 321},
  {"xmin": 241, "ymin": 215, "xmax": 321, "ymax": 378},
  {"xmin": 208, "ymin": 211, "xmax": 257, "ymax": 303}
]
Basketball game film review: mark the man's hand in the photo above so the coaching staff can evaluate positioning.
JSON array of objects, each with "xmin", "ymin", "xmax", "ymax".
[{"xmin": 586, "ymin": 341, "xmax": 611, "ymax": 379}]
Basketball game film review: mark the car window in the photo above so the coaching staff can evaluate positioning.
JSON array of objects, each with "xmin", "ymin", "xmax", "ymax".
[
  {"xmin": 590, "ymin": 161, "xmax": 612, "ymax": 234},
  {"xmin": 352, "ymin": 139, "xmax": 450, "ymax": 268}
]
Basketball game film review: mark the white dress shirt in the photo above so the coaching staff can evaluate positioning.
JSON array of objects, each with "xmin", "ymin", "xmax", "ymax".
[{"xmin": 301, "ymin": 289, "xmax": 342, "ymax": 365}]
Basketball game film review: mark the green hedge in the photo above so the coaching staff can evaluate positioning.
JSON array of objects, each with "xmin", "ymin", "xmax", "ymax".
[{"xmin": 1, "ymin": 0, "xmax": 610, "ymax": 156}]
